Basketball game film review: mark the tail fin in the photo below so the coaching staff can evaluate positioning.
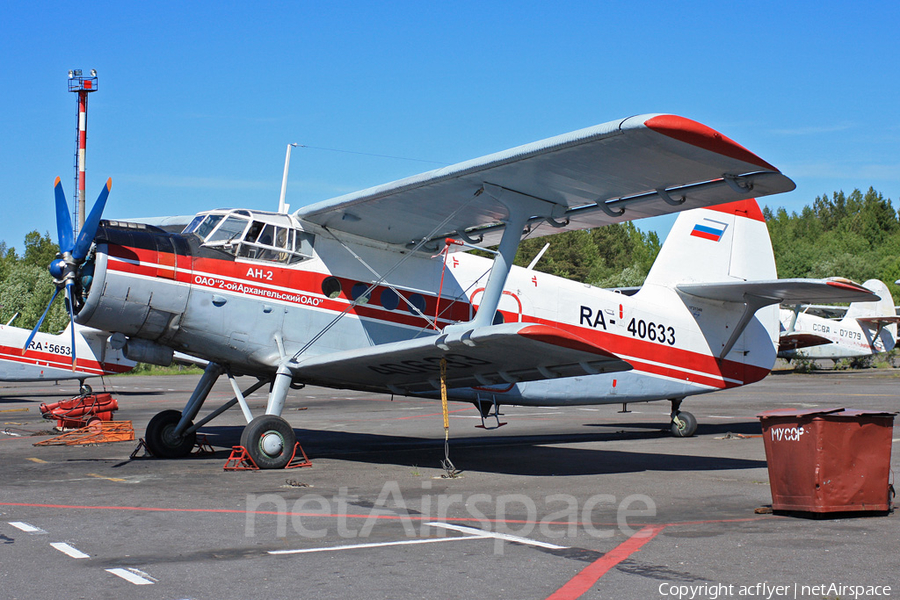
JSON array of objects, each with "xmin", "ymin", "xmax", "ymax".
[
  {"xmin": 845, "ymin": 279, "xmax": 895, "ymax": 319},
  {"xmin": 644, "ymin": 198, "xmax": 776, "ymax": 288},
  {"xmin": 845, "ymin": 279, "xmax": 897, "ymax": 347}
]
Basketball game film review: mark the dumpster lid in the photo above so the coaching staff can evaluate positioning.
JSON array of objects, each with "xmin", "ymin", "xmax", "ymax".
[{"xmin": 758, "ymin": 407, "xmax": 897, "ymax": 419}]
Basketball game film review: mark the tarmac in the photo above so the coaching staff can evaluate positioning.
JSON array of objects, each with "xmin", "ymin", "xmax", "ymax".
[{"xmin": 0, "ymin": 368, "xmax": 897, "ymax": 600}]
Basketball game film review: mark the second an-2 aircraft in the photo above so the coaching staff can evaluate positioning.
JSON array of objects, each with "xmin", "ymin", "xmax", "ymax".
[{"xmin": 32, "ymin": 113, "xmax": 876, "ymax": 468}]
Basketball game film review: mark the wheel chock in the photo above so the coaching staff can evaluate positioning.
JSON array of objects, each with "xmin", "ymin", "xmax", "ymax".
[
  {"xmin": 192, "ymin": 434, "xmax": 215, "ymax": 456},
  {"xmin": 285, "ymin": 442, "xmax": 312, "ymax": 469},
  {"xmin": 223, "ymin": 442, "xmax": 312, "ymax": 471},
  {"xmin": 130, "ymin": 438, "xmax": 152, "ymax": 459},
  {"xmin": 223, "ymin": 446, "xmax": 258, "ymax": 470}
]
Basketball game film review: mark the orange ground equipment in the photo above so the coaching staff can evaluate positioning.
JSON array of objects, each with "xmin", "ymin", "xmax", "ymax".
[{"xmin": 40, "ymin": 393, "xmax": 119, "ymax": 430}]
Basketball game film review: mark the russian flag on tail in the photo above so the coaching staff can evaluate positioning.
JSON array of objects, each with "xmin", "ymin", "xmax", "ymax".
[{"xmin": 690, "ymin": 218, "xmax": 727, "ymax": 242}]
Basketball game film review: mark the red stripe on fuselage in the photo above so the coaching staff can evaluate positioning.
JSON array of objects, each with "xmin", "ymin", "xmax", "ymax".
[
  {"xmin": 0, "ymin": 344, "xmax": 131, "ymax": 376},
  {"xmin": 103, "ymin": 246, "xmax": 769, "ymax": 389}
]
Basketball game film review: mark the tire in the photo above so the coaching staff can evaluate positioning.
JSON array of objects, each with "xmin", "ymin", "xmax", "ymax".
[
  {"xmin": 145, "ymin": 409, "xmax": 196, "ymax": 458},
  {"xmin": 80, "ymin": 383, "xmax": 93, "ymax": 396},
  {"xmin": 671, "ymin": 410, "xmax": 698, "ymax": 437},
  {"xmin": 241, "ymin": 415, "xmax": 296, "ymax": 469}
]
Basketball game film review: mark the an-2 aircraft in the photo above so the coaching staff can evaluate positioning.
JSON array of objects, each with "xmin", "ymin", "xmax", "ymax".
[
  {"xmin": 30, "ymin": 113, "xmax": 876, "ymax": 468},
  {"xmin": 1, "ymin": 318, "xmax": 133, "ymax": 392},
  {"xmin": 778, "ymin": 279, "xmax": 899, "ymax": 360}
]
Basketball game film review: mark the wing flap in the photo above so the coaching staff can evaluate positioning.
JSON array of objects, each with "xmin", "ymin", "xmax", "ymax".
[
  {"xmin": 290, "ymin": 323, "xmax": 631, "ymax": 394},
  {"xmin": 295, "ymin": 114, "xmax": 795, "ymax": 247}
]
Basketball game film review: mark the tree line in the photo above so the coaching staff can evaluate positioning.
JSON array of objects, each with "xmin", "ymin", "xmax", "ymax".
[
  {"xmin": 515, "ymin": 187, "xmax": 899, "ymax": 303},
  {"xmin": 2, "ymin": 187, "xmax": 897, "ymax": 335}
]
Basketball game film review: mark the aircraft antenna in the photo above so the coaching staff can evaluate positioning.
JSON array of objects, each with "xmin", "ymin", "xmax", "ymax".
[
  {"xmin": 68, "ymin": 69, "xmax": 98, "ymax": 236},
  {"xmin": 278, "ymin": 143, "xmax": 298, "ymax": 214}
]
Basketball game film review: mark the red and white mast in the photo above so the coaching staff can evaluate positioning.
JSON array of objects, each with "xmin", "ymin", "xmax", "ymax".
[{"xmin": 67, "ymin": 69, "xmax": 98, "ymax": 236}]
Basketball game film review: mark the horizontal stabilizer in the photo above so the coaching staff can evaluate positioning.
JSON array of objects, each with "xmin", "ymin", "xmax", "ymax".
[
  {"xmin": 290, "ymin": 323, "xmax": 631, "ymax": 395},
  {"xmin": 855, "ymin": 316, "xmax": 900, "ymax": 328},
  {"xmin": 677, "ymin": 278, "xmax": 876, "ymax": 305},
  {"xmin": 778, "ymin": 332, "xmax": 832, "ymax": 353}
]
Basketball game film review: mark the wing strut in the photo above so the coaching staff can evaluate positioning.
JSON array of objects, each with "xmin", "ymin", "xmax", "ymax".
[{"xmin": 447, "ymin": 183, "xmax": 564, "ymax": 331}]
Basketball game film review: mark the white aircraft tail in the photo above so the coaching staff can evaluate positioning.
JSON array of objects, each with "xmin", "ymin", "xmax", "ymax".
[
  {"xmin": 644, "ymin": 199, "xmax": 777, "ymax": 288},
  {"xmin": 845, "ymin": 279, "xmax": 898, "ymax": 347},
  {"xmin": 845, "ymin": 279, "xmax": 895, "ymax": 320}
]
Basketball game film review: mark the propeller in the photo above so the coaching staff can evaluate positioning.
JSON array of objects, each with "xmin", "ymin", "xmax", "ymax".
[{"xmin": 23, "ymin": 177, "xmax": 111, "ymax": 370}]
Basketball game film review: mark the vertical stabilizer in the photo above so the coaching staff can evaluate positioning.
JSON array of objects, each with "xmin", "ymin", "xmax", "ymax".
[
  {"xmin": 845, "ymin": 279, "xmax": 898, "ymax": 349},
  {"xmin": 644, "ymin": 199, "xmax": 777, "ymax": 288}
]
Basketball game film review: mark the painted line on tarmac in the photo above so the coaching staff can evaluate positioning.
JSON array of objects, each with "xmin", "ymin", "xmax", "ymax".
[
  {"xmin": 50, "ymin": 542, "xmax": 90, "ymax": 559},
  {"xmin": 8, "ymin": 521, "xmax": 47, "ymax": 534},
  {"xmin": 545, "ymin": 525, "xmax": 666, "ymax": 600},
  {"xmin": 426, "ymin": 522, "xmax": 568, "ymax": 549},
  {"xmin": 87, "ymin": 473, "xmax": 128, "ymax": 483},
  {"xmin": 269, "ymin": 535, "xmax": 481, "ymax": 555},
  {"xmin": 106, "ymin": 568, "xmax": 155, "ymax": 585}
]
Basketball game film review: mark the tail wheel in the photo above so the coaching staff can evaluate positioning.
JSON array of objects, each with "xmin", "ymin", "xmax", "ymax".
[
  {"xmin": 240, "ymin": 415, "xmax": 296, "ymax": 469},
  {"xmin": 145, "ymin": 409, "xmax": 196, "ymax": 458},
  {"xmin": 671, "ymin": 410, "xmax": 698, "ymax": 437}
]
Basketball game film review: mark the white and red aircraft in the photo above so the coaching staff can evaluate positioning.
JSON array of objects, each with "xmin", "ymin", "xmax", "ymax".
[
  {"xmin": 31, "ymin": 113, "xmax": 875, "ymax": 468},
  {"xmin": 0, "ymin": 320, "xmax": 133, "ymax": 393},
  {"xmin": 778, "ymin": 279, "xmax": 899, "ymax": 360}
]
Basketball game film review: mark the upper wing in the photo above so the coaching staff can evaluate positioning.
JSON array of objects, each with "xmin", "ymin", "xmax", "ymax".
[
  {"xmin": 289, "ymin": 322, "xmax": 631, "ymax": 395},
  {"xmin": 295, "ymin": 114, "xmax": 795, "ymax": 247},
  {"xmin": 677, "ymin": 278, "xmax": 877, "ymax": 305}
]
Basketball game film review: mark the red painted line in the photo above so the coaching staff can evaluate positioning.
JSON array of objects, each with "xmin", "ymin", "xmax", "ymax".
[{"xmin": 545, "ymin": 525, "xmax": 666, "ymax": 600}]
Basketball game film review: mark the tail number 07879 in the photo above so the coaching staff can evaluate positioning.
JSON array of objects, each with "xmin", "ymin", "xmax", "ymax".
[{"xmin": 627, "ymin": 318, "xmax": 675, "ymax": 345}]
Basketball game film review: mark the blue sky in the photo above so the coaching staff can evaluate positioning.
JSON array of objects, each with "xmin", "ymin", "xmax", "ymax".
[{"xmin": 3, "ymin": 1, "xmax": 898, "ymax": 251}]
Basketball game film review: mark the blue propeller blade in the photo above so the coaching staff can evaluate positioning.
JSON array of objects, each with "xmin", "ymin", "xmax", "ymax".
[
  {"xmin": 64, "ymin": 282, "xmax": 78, "ymax": 370},
  {"xmin": 72, "ymin": 178, "xmax": 111, "ymax": 261},
  {"xmin": 21, "ymin": 287, "xmax": 62, "ymax": 354},
  {"xmin": 53, "ymin": 177, "xmax": 75, "ymax": 253}
]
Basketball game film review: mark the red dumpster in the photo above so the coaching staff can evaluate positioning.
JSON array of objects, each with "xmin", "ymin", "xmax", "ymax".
[{"xmin": 757, "ymin": 408, "xmax": 895, "ymax": 513}]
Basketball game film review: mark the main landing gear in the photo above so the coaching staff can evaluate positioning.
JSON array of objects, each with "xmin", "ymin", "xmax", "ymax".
[
  {"xmin": 669, "ymin": 397, "xmax": 697, "ymax": 438},
  {"xmin": 143, "ymin": 362, "xmax": 297, "ymax": 469}
]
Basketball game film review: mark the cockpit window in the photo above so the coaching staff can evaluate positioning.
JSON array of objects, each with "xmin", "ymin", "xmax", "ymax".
[
  {"xmin": 186, "ymin": 210, "xmax": 315, "ymax": 265},
  {"xmin": 193, "ymin": 214, "xmax": 222, "ymax": 239},
  {"xmin": 206, "ymin": 216, "xmax": 250, "ymax": 244}
]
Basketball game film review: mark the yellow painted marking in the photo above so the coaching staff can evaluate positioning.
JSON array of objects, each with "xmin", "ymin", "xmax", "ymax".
[
  {"xmin": 27, "ymin": 458, "xmax": 48, "ymax": 463},
  {"xmin": 87, "ymin": 473, "xmax": 127, "ymax": 483},
  {"xmin": 0, "ymin": 408, "xmax": 28, "ymax": 413}
]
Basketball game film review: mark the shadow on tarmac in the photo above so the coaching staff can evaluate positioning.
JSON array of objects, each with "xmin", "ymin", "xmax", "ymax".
[{"xmin": 189, "ymin": 425, "xmax": 767, "ymax": 477}]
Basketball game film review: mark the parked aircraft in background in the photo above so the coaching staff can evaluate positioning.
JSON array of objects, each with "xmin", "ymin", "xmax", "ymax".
[
  {"xmin": 1, "ymin": 320, "xmax": 134, "ymax": 393},
  {"xmin": 778, "ymin": 279, "xmax": 899, "ymax": 360},
  {"xmin": 30, "ymin": 113, "xmax": 876, "ymax": 468}
]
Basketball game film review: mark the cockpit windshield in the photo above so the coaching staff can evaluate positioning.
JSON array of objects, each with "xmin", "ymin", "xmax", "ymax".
[{"xmin": 182, "ymin": 210, "xmax": 315, "ymax": 264}]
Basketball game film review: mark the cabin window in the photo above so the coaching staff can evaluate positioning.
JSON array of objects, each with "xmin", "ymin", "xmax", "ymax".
[
  {"xmin": 351, "ymin": 283, "xmax": 371, "ymax": 305},
  {"xmin": 379, "ymin": 288, "xmax": 399, "ymax": 311},
  {"xmin": 407, "ymin": 293, "xmax": 427, "ymax": 316},
  {"xmin": 322, "ymin": 277, "xmax": 342, "ymax": 299}
]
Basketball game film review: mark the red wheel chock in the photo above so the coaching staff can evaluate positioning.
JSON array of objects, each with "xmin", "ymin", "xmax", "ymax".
[{"xmin": 223, "ymin": 442, "xmax": 312, "ymax": 471}]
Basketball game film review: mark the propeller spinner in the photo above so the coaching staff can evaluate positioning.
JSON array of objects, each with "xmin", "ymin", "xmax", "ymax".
[{"xmin": 23, "ymin": 177, "xmax": 111, "ymax": 370}]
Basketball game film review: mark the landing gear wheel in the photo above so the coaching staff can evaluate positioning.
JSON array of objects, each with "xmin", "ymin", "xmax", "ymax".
[
  {"xmin": 80, "ymin": 383, "xmax": 92, "ymax": 396},
  {"xmin": 671, "ymin": 410, "xmax": 698, "ymax": 437},
  {"xmin": 241, "ymin": 415, "xmax": 296, "ymax": 469},
  {"xmin": 145, "ymin": 409, "xmax": 197, "ymax": 458}
]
